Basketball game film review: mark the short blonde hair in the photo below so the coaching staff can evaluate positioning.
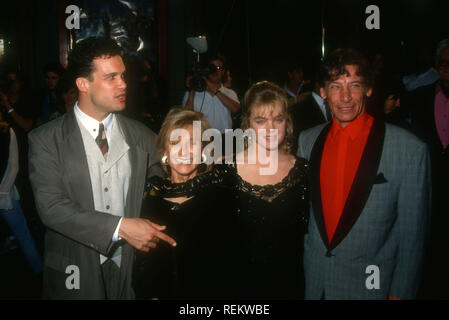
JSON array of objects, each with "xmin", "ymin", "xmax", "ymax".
[
  {"xmin": 157, "ymin": 107, "xmax": 212, "ymax": 175},
  {"xmin": 241, "ymin": 81, "xmax": 294, "ymax": 153}
]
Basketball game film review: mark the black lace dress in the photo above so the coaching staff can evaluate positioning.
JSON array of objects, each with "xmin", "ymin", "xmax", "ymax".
[
  {"xmin": 133, "ymin": 157, "xmax": 309, "ymax": 299},
  {"xmin": 133, "ymin": 169, "xmax": 239, "ymax": 300},
  {"xmin": 225, "ymin": 157, "xmax": 309, "ymax": 299}
]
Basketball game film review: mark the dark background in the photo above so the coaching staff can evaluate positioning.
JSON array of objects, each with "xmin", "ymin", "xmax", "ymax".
[
  {"xmin": 1, "ymin": 0, "xmax": 449, "ymax": 105},
  {"xmin": 0, "ymin": 0, "xmax": 448, "ymax": 299}
]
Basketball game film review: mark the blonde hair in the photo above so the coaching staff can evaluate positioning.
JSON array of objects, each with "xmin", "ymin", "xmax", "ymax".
[
  {"xmin": 241, "ymin": 81, "xmax": 294, "ymax": 153},
  {"xmin": 157, "ymin": 107, "xmax": 212, "ymax": 175}
]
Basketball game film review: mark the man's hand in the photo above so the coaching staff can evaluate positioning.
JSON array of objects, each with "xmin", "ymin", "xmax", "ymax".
[
  {"xmin": 185, "ymin": 75, "xmax": 193, "ymax": 89},
  {"xmin": 0, "ymin": 121, "xmax": 9, "ymax": 129},
  {"xmin": 118, "ymin": 218, "xmax": 176, "ymax": 252},
  {"xmin": 0, "ymin": 91, "xmax": 11, "ymax": 110},
  {"xmin": 203, "ymin": 76, "xmax": 220, "ymax": 96}
]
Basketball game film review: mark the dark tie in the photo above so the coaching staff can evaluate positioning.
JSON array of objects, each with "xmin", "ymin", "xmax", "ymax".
[{"xmin": 95, "ymin": 123, "xmax": 109, "ymax": 160}]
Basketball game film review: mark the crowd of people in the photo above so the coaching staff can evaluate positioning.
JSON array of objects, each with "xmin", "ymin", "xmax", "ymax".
[{"xmin": 0, "ymin": 35, "xmax": 448, "ymax": 299}]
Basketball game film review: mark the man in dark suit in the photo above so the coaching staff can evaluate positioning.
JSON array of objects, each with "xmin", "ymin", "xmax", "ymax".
[
  {"xmin": 403, "ymin": 38, "xmax": 449, "ymax": 299},
  {"xmin": 290, "ymin": 79, "xmax": 331, "ymax": 141},
  {"xmin": 298, "ymin": 48, "xmax": 431, "ymax": 299},
  {"xmin": 283, "ymin": 61, "xmax": 313, "ymax": 107},
  {"xmin": 28, "ymin": 37, "xmax": 176, "ymax": 299}
]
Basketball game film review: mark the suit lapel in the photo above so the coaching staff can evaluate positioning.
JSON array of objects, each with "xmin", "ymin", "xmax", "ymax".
[
  {"xmin": 329, "ymin": 118, "xmax": 385, "ymax": 250},
  {"xmin": 104, "ymin": 119, "xmax": 130, "ymax": 173},
  {"xmin": 428, "ymin": 84, "xmax": 441, "ymax": 148},
  {"xmin": 116, "ymin": 115, "xmax": 148, "ymax": 219},
  {"xmin": 309, "ymin": 94, "xmax": 327, "ymax": 124},
  {"xmin": 309, "ymin": 122, "xmax": 332, "ymax": 250},
  {"xmin": 114, "ymin": 115, "xmax": 148, "ymax": 296},
  {"xmin": 61, "ymin": 110, "xmax": 95, "ymax": 210}
]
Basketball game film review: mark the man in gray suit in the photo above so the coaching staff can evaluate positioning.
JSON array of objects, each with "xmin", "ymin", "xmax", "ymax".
[
  {"xmin": 28, "ymin": 37, "xmax": 176, "ymax": 299},
  {"xmin": 298, "ymin": 48, "xmax": 431, "ymax": 300}
]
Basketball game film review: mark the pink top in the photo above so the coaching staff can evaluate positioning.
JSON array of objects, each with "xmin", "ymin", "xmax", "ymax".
[{"xmin": 435, "ymin": 84, "xmax": 449, "ymax": 149}]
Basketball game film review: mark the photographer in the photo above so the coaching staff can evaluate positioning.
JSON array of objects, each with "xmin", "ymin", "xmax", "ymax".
[
  {"xmin": 0, "ymin": 115, "xmax": 43, "ymax": 275},
  {"xmin": 183, "ymin": 53, "xmax": 240, "ymax": 133},
  {"xmin": 0, "ymin": 71, "xmax": 36, "ymax": 133}
]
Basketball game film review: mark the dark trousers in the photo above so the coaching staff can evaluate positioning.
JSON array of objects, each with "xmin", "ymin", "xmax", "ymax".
[{"xmin": 101, "ymin": 259, "xmax": 121, "ymax": 300}]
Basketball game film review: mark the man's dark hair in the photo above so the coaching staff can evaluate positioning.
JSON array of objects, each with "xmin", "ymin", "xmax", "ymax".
[
  {"xmin": 58, "ymin": 78, "xmax": 77, "ymax": 94},
  {"xmin": 286, "ymin": 61, "xmax": 304, "ymax": 74},
  {"xmin": 44, "ymin": 62, "xmax": 65, "ymax": 77},
  {"xmin": 203, "ymin": 51, "xmax": 224, "ymax": 65},
  {"xmin": 67, "ymin": 37, "xmax": 122, "ymax": 83},
  {"xmin": 318, "ymin": 48, "xmax": 372, "ymax": 88}
]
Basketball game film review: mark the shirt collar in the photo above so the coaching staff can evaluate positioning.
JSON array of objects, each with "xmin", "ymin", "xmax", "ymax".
[
  {"xmin": 284, "ymin": 82, "xmax": 304, "ymax": 98},
  {"xmin": 311, "ymin": 91, "xmax": 324, "ymax": 106},
  {"xmin": 329, "ymin": 111, "xmax": 372, "ymax": 141},
  {"xmin": 74, "ymin": 101, "xmax": 114, "ymax": 140}
]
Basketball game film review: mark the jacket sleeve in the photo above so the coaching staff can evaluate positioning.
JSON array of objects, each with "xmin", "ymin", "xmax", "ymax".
[
  {"xmin": 28, "ymin": 130, "xmax": 120, "ymax": 256},
  {"xmin": 390, "ymin": 143, "xmax": 431, "ymax": 299},
  {"xmin": 0, "ymin": 128, "xmax": 19, "ymax": 195},
  {"xmin": 297, "ymin": 130, "xmax": 311, "ymax": 160},
  {"xmin": 144, "ymin": 127, "xmax": 163, "ymax": 178}
]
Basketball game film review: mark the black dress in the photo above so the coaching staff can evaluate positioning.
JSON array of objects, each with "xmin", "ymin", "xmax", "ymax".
[
  {"xmin": 225, "ymin": 157, "xmax": 309, "ymax": 299},
  {"xmin": 133, "ymin": 158, "xmax": 309, "ymax": 300},
  {"xmin": 133, "ymin": 169, "xmax": 239, "ymax": 300}
]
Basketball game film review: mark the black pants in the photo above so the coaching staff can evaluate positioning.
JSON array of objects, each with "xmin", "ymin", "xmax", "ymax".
[{"xmin": 101, "ymin": 259, "xmax": 121, "ymax": 300}]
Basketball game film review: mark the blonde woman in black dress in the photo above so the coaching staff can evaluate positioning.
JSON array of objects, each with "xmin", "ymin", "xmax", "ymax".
[
  {"xmin": 133, "ymin": 108, "xmax": 237, "ymax": 299},
  {"xmin": 226, "ymin": 81, "xmax": 309, "ymax": 299}
]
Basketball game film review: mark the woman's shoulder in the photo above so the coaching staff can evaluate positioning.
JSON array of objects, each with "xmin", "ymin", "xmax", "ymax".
[
  {"xmin": 260, "ymin": 154, "xmax": 308, "ymax": 196},
  {"xmin": 278, "ymin": 154, "xmax": 309, "ymax": 177},
  {"xmin": 292, "ymin": 155, "xmax": 309, "ymax": 172},
  {"xmin": 288, "ymin": 155, "xmax": 309, "ymax": 183},
  {"xmin": 144, "ymin": 164, "xmax": 237, "ymax": 199}
]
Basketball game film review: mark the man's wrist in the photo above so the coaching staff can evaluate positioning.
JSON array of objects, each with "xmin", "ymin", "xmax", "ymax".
[{"xmin": 112, "ymin": 217, "xmax": 123, "ymax": 242}]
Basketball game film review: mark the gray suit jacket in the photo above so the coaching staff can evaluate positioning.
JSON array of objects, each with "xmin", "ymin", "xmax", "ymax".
[
  {"xmin": 28, "ymin": 109, "xmax": 159, "ymax": 299},
  {"xmin": 298, "ymin": 119, "xmax": 431, "ymax": 299}
]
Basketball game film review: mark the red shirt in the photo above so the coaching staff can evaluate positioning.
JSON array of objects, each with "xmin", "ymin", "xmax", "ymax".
[
  {"xmin": 435, "ymin": 84, "xmax": 449, "ymax": 148},
  {"xmin": 320, "ymin": 112, "xmax": 374, "ymax": 243}
]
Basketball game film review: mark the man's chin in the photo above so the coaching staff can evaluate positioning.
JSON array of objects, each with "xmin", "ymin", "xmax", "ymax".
[{"xmin": 110, "ymin": 103, "xmax": 126, "ymax": 113}]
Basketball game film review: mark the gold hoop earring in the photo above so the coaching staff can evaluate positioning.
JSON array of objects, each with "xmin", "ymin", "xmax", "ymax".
[{"xmin": 161, "ymin": 155, "xmax": 168, "ymax": 164}]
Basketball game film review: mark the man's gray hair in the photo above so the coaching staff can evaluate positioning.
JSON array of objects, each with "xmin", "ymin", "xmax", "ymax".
[{"xmin": 435, "ymin": 38, "xmax": 449, "ymax": 66}]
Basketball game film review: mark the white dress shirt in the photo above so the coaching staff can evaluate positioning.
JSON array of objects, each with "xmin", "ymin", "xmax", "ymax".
[
  {"xmin": 284, "ymin": 81, "xmax": 304, "ymax": 99},
  {"xmin": 74, "ymin": 103, "xmax": 130, "ymax": 266},
  {"xmin": 182, "ymin": 85, "xmax": 239, "ymax": 133},
  {"xmin": 312, "ymin": 91, "xmax": 329, "ymax": 121}
]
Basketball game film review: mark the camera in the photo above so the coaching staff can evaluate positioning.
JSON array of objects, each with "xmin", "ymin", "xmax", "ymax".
[
  {"xmin": 186, "ymin": 35, "xmax": 214, "ymax": 92},
  {"xmin": 188, "ymin": 63, "xmax": 218, "ymax": 92}
]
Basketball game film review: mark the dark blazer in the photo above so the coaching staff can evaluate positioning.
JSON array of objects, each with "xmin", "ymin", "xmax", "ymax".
[
  {"xmin": 28, "ymin": 109, "xmax": 159, "ymax": 299},
  {"xmin": 403, "ymin": 82, "xmax": 449, "ymax": 298},
  {"xmin": 404, "ymin": 83, "xmax": 442, "ymax": 151},
  {"xmin": 298, "ymin": 119, "xmax": 431, "ymax": 299},
  {"xmin": 403, "ymin": 82, "xmax": 449, "ymax": 216},
  {"xmin": 290, "ymin": 92, "xmax": 328, "ymax": 140}
]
